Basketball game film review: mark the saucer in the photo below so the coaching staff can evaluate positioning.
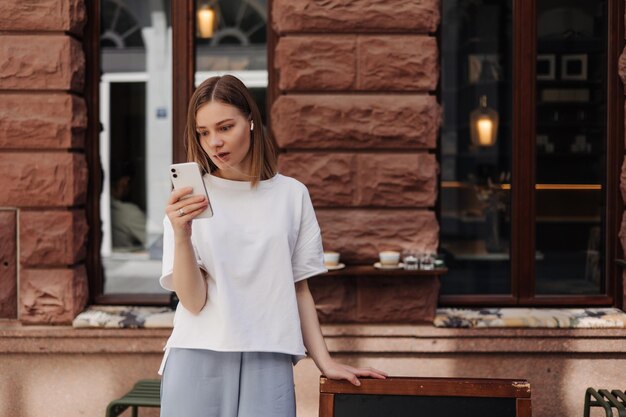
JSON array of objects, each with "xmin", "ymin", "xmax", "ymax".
[
  {"xmin": 374, "ymin": 262, "xmax": 405, "ymax": 270},
  {"xmin": 325, "ymin": 263, "xmax": 345, "ymax": 271}
]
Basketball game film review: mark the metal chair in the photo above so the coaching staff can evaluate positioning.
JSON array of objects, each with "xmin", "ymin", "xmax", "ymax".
[
  {"xmin": 584, "ymin": 388, "xmax": 626, "ymax": 417},
  {"xmin": 105, "ymin": 379, "xmax": 161, "ymax": 417}
]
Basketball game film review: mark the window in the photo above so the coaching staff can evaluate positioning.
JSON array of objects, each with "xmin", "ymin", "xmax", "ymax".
[
  {"xmin": 98, "ymin": 0, "xmax": 173, "ymax": 297},
  {"xmin": 439, "ymin": 0, "xmax": 623, "ymax": 306},
  {"xmin": 194, "ymin": 0, "xmax": 269, "ymax": 117},
  {"xmin": 440, "ymin": 0, "xmax": 513, "ymax": 297},
  {"xmin": 86, "ymin": 0, "xmax": 269, "ymax": 304}
]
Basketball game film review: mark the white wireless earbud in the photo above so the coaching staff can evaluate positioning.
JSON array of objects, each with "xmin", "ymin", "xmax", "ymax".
[{"xmin": 250, "ymin": 121, "xmax": 254, "ymax": 131}]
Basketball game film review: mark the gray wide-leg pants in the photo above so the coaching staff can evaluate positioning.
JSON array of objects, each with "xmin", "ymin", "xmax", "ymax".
[{"xmin": 160, "ymin": 347, "xmax": 296, "ymax": 417}]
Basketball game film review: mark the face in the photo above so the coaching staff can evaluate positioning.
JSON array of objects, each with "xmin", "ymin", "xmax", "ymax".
[{"xmin": 195, "ymin": 101, "xmax": 252, "ymax": 179}]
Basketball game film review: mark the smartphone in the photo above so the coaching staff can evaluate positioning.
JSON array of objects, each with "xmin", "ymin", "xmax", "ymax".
[{"xmin": 169, "ymin": 162, "xmax": 213, "ymax": 219}]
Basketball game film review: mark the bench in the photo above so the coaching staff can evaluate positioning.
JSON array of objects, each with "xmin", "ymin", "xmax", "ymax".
[{"xmin": 105, "ymin": 379, "xmax": 161, "ymax": 417}]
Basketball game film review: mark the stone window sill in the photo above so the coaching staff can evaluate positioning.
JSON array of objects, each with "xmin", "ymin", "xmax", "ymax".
[
  {"xmin": 322, "ymin": 265, "xmax": 447, "ymax": 277},
  {"xmin": 1, "ymin": 322, "xmax": 625, "ymax": 354}
]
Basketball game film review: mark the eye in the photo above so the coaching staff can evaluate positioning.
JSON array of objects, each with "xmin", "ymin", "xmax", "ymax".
[
  {"xmin": 197, "ymin": 131, "xmax": 208, "ymax": 137},
  {"xmin": 219, "ymin": 125, "xmax": 232, "ymax": 132}
]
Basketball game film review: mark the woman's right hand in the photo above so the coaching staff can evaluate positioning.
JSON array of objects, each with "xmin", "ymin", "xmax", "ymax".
[{"xmin": 166, "ymin": 187, "xmax": 209, "ymax": 239}]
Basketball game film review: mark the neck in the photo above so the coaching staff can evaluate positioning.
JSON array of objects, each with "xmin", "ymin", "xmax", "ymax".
[
  {"xmin": 212, "ymin": 167, "xmax": 254, "ymax": 181},
  {"xmin": 212, "ymin": 155, "xmax": 256, "ymax": 181}
]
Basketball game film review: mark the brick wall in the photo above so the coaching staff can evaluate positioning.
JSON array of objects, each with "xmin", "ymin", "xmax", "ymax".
[
  {"xmin": 618, "ymin": 1, "xmax": 626, "ymax": 306},
  {"xmin": 0, "ymin": 0, "xmax": 619, "ymax": 324},
  {"xmin": 603, "ymin": 4, "xmax": 626, "ymax": 307},
  {"xmin": 0, "ymin": 0, "xmax": 89, "ymax": 324},
  {"xmin": 271, "ymin": 0, "xmax": 442, "ymax": 263}
]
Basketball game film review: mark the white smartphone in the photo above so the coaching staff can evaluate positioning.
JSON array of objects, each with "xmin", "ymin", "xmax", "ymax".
[{"xmin": 169, "ymin": 162, "xmax": 213, "ymax": 219}]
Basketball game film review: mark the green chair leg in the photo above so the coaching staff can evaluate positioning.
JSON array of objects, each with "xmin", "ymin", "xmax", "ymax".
[
  {"xmin": 584, "ymin": 387, "xmax": 626, "ymax": 417},
  {"xmin": 105, "ymin": 379, "xmax": 161, "ymax": 417}
]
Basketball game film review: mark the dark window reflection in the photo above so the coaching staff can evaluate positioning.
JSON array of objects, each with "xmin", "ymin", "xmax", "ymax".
[
  {"xmin": 440, "ymin": 0, "xmax": 513, "ymax": 295},
  {"xmin": 534, "ymin": 0, "xmax": 607, "ymax": 295},
  {"xmin": 109, "ymin": 83, "xmax": 147, "ymax": 251}
]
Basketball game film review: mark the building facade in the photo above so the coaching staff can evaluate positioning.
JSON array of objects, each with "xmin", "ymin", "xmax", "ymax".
[{"xmin": 1, "ymin": 1, "xmax": 626, "ymax": 416}]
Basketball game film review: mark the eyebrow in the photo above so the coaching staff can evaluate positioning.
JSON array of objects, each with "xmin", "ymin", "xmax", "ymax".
[{"xmin": 196, "ymin": 118, "xmax": 235, "ymax": 129}]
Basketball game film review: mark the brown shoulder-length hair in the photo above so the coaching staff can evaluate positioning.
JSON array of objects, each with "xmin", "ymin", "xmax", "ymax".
[{"xmin": 184, "ymin": 75, "xmax": 278, "ymax": 188}]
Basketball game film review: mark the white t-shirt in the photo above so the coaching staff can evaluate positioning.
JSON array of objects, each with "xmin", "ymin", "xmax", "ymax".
[{"xmin": 157, "ymin": 172, "xmax": 328, "ymax": 375}]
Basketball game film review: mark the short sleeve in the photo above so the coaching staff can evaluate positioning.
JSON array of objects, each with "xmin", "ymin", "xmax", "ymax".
[
  {"xmin": 292, "ymin": 186, "xmax": 328, "ymax": 282},
  {"xmin": 159, "ymin": 215, "xmax": 207, "ymax": 291}
]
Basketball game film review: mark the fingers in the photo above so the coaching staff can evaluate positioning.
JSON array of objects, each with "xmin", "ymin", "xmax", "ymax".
[
  {"xmin": 353, "ymin": 367, "xmax": 388, "ymax": 379},
  {"xmin": 359, "ymin": 367, "xmax": 387, "ymax": 376},
  {"xmin": 340, "ymin": 365, "xmax": 387, "ymax": 381},
  {"xmin": 325, "ymin": 363, "xmax": 388, "ymax": 387},
  {"xmin": 166, "ymin": 195, "xmax": 208, "ymax": 223},
  {"xmin": 167, "ymin": 187, "xmax": 193, "ymax": 205},
  {"xmin": 361, "ymin": 371, "xmax": 387, "ymax": 379},
  {"xmin": 175, "ymin": 203, "xmax": 207, "ymax": 221},
  {"xmin": 324, "ymin": 368, "xmax": 360, "ymax": 387},
  {"xmin": 340, "ymin": 370, "xmax": 361, "ymax": 387},
  {"xmin": 173, "ymin": 198, "xmax": 208, "ymax": 216},
  {"xmin": 167, "ymin": 194, "xmax": 206, "ymax": 214},
  {"xmin": 345, "ymin": 365, "xmax": 387, "ymax": 376},
  {"xmin": 374, "ymin": 367, "xmax": 388, "ymax": 375},
  {"xmin": 363, "ymin": 366, "xmax": 388, "ymax": 376}
]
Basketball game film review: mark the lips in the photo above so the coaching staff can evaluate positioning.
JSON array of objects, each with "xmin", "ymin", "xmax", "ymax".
[{"xmin": 215, "ymin": 152, "xmax": 230, "ymax": 160}]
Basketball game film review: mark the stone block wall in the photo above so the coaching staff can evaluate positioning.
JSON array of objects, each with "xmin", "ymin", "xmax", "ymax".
[
  {"xmin": 0, "ymin": 0, "xmax": 89, "ymax": 324},
  {"xmin": 613, "ymin": 5, "xmax": 626, "ymax": 308},
  {"xmin": 271, "ymin": 0, "xmax": 442, "ymax": 264}
]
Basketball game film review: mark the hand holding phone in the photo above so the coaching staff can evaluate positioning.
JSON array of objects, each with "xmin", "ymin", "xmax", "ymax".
[{"xmin": 169, "ymin": 162, "xmax": 213, "ymax": 219}]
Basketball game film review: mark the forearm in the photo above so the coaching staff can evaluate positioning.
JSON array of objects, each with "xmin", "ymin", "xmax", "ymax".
[
  {"xmin": 172, "ymin": 238, "xmax": 207, "ymax": 315},
  {"xmin": 295, "ymin": 280, "xmax": 333, "ymax": 372}
]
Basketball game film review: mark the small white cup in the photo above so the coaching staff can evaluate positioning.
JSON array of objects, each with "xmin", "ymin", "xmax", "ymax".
[
  {"xmin": 324, "ymin": 251, "xmax": 340, "ymax": 267},
  {"xmin": 379, "ymin": 250, "xmax": 400, "ymax": 266},
  {"xmin": 402, "ymin": 249, "xmax": 419, "ymax": 270}
]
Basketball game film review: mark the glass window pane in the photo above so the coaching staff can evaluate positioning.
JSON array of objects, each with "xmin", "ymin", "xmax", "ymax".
[
  {"xmin": 194, "ymin": 0, "xmax": 268, "ymax": 122},
  {"xmin": 100, "ymin": 0, "xmax": 172, "ymax": 294},
  {"xmin": 440, "ymin": 0, "xmax": 513, "ymax": 295},
  {"xmin": 534, "ymin": 0, "xmax": 607, "ymax": 295}
]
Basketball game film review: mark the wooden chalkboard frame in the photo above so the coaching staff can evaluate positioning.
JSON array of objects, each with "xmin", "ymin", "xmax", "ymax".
[{"xmin": 319, "ymin": 376, "xmax": 531, "ymax": 417}]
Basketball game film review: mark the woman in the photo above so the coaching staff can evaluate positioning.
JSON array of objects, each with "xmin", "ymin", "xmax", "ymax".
[{"xmin": 159, "ymin": 75, "xmax": 387, "ymax": 417}]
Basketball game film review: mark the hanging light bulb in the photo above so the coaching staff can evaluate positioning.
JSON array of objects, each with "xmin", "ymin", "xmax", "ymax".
[
  {"xmin": 470, "ymin": 95, "xmax": 499, "ymax": 147},
  {"xmin": 197, "ymin": 1, "xmax": 217, "ymax": 39}
]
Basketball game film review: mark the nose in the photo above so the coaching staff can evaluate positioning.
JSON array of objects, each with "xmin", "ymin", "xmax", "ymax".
[{"xmin": 206, "ymin": 132, "xmax": 224, "ymax": 150}]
